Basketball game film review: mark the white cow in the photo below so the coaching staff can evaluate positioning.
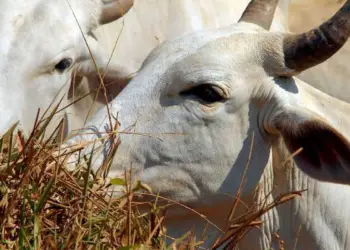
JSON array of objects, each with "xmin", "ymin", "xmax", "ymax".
[
  {"xmin": 0, "ymin": 0, "xmax": 133, "ymax": 137},
  {"xmin": 68, "ymin": 0, "xmax": 291, "ymax": 130},
  {"xmin": 69, "ymin": 0, "xmax": 350, "ymax": 131},
  {"xmin": 67, "ymin": 0, "xmax": 350, "ymax": 249}
]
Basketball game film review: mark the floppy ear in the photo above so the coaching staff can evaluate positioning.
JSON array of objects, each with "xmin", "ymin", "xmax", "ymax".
[
  {"xmin": 271, "ymin": 107, "xmax": 350, "ymax": 185},
  {"xmin": 68, "ymin": 38, "xmax": 134, "ymax": 103},
  {"xmin": 69, "ymin": 60, "xmax": 133, "ymax": 103},
  {"xmin": 100, "ymin": 0, "xmax": 134, "ymax": 25}
]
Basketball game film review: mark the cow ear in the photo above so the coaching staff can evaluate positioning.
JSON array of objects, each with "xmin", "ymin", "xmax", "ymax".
[
  {"xmin": 69, "ymin": 58, "xmax": 133, "ymax": 103},
  {"xmin": 69, "ymin": 68, "xmax": 132, "ymax": 103},
  {"xmin": 272, "ymin": 108, "xmax": 350, "ymax": 185},
  {"xmin": 100, "ymin": 0, "xmax": 134, "ymax": 25},
  {"xmin": 68, "ymin": 38, "xmax": 134, "ymax": 103}
]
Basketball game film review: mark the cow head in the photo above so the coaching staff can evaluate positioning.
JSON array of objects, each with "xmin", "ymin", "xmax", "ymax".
[
  {"xmin": 68, "ymin": 0, "xmax": 350, "ymax": 206},
  {"xmin": 0, "ymin": 0, "xmax": 133, "ymax": 136}
]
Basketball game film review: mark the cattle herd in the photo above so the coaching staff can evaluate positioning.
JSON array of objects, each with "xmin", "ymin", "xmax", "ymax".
[{"xmin": 2, "ymin": 0, "xmax": 350, "ymax": 249}]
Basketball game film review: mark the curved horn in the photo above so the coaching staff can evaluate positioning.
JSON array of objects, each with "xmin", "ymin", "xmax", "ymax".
[
  {"xmin": 100, "ymin": 0, "xmax": 134, "ymax": 25},
  {"xmin": 283, "ymin": 0, "xmax": 350, "ymax": 74},
  {"xmin": 239, "ymin": 0, "xmax": 279, "ymax": 30}
]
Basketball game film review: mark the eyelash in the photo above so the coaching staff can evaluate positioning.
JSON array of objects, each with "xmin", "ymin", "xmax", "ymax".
[{"xmin": 180, "ymin": 84, "xmax": 225, "ymax": 104}]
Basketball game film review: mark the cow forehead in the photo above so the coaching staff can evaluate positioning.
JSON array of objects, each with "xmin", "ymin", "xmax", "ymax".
[
  {"xmin": 138, "ymin": 22, "xmax": 268, "ymax": 89},
  {"xmin": 142, "ymin": 22, "xmax": 265, "ymax": 70},
  {"xmin": 0, "ymin": 0, "xmax": 100, "ymax": 59}
]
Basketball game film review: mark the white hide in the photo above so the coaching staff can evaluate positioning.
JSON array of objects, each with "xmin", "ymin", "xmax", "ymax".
[
  {"xmin": 94, "ymin": 0, "xmax": 289, "ymax": 70},
  {"xmin": 0, "ymin": 0, "xmax": 131, "ymax": 137},
  {"xmin": 67, "ymin": 9, "xmax": 350, "ymax": 250},
  {"xmin": 68, "ymin": 0, "xmax": 290, "ymax": 130},
  {"xmin": 69, "ymin": 0, "xmax": 350, "ymax": 133}
]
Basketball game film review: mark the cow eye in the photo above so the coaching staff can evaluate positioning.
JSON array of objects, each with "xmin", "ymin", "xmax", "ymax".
[
  {"xmin": 180, "ymin": 84, "xmax": 225, "ymax": 104},
  {"xmin": 54, "ymin": 58, "xmax": 73, "ymax": 72}
]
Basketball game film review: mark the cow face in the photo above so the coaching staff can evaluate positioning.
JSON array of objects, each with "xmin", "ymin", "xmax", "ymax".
[
  {"xmin": 68, "ymin": 23, "xmax": 280, "ymax": 204},
  {"xmin": 68, "ymin": 0, "xmax": 350, "ymax": 207},
  {"xmin": 0, "ymin": 0, "xmax": 133, "ymax": 136}
]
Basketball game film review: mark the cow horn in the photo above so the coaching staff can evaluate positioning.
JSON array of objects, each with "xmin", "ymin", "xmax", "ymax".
[
  {"xmin": 100, "ymin": 0, "xmax": 134, "ymax": 25},
  {"xmin": 239, "ymin": 0, "xmax": 279, "ymax": 30},
  {"xmin": 283, "ymin": 0, "xmax": 350, "ymax": 74}
]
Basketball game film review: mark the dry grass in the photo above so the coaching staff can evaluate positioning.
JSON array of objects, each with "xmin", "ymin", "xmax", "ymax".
[
  {"xmin": 0, "ymin": 103, "xmax": 165, "ymax": 249},
  {"xmin": 0, "ymin": 101, "xmax": 304, "ymax": 250}
]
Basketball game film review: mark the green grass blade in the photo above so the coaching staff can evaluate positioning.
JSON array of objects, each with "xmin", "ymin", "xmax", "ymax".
[
  {"xmin": 19, "ymin": 201, "xmax": 25, "ymax": 249},
  {"xmin": 35, "ymin": 177, "xmax": 55, "ymax": 213},
  {"xmin": 33, "ymin": 213, "xmax": 40, "ymax": 250}
]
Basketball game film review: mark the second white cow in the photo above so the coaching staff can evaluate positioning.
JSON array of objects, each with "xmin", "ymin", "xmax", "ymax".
[{"xmin": 0, "ymin": 0, "xmax": 133, "ymax": 136}]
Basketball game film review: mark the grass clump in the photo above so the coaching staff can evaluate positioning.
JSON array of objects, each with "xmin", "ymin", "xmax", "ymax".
[
  {"xmin": 0, "ymin": 108, "xmax": 166, "ymax": 249},
  {"xmin": 0, "ymin": 106, "xmax": 302, "ymax": 249}
]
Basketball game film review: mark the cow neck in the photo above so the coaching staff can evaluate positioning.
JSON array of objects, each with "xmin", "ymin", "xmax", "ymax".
[{"xmin": 262, "ymin": 75, "xmax": 350, "ymax": 249}]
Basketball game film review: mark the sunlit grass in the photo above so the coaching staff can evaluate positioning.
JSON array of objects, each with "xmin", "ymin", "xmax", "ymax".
[{"xmin": 0, "ymin": 102, "xmax": 302, "ymax": 249}]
